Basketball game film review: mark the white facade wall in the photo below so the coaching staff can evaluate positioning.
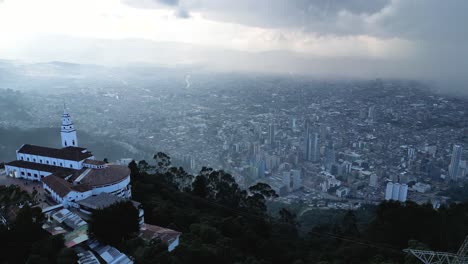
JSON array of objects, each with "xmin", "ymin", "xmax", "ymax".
[
  {"xmin": 385, "ymin": 182, "xmax": 408, "ymax": 202},
  {"xmin": 399, "ymin": 184, "xmax": 408, "ymax": 202},
  {"xmin": 43, "ymin": 182, "xmax": 65, "ymax": 205},
  {"xmin": 5, "ymin": 165, "xmax": 52, "ymax": 181},
  {"xmin": 168, "ymin": 237, "xmax": 180, "ymax": 252},
  {"xmin": 43, "ymin": 182, "xmax": 93, "ymax": 208},
  {"xmin": 385, "ymin": 182, "xmax": 393, "ymax": 200},
  {"xmin": 16, "ymin": 151, "xmax": 91, "ymax": 170},
  {"xmin": 392, "ymin": 183, "xmax": 400, "ymax": 200}
]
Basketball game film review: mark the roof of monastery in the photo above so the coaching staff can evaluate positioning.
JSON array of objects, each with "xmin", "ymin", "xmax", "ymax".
[
  {"xmin": 41, "ymin": 163, "xmax": 130, "ymax": 197},
  {"xmin": 42, "ymin": 175, "xmax": 91, "ymax": 197},
  {"xmin": 77, "ymin": 193, "xmax": 140, "ymax": 210},
  {"xmin": 5, "ymin": 160, "xmax": 75, "ymax": 175},
  {"xmin": 69, "ymin": 165, "xmax": 130, "ymax": 187},
  {"xmin": 83, "ymin": 159, "xmax": 106, "ymax": 166},
  {"xmin": 18, "ymin": 144, "xmax": 93, "ymax": 161}
]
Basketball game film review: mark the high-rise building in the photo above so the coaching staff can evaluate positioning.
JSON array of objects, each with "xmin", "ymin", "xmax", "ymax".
[
  {"xmin": 369, "ymin": 174, "xmax": 378, "ymax": 187},
  {"xmin": 269, "ymin": 123, "xmax": 275, "ymax": 147},
  {"xmin": 449, "ymin": 144, "xmax": 463, "ymax": 181},
  {"xmin": 408, "ymin": 147, "xmax": 416, "ymax": 160},
  {"xmin": 367, "ymin": 105, "xmax": 376, "ymax": 122},
  {"xmin": 282, "ymin": 169, "xmax": 302, "ymax": 192},
  {"xmin": 324, "ymin": 140, "xmax": 335, "ymax": 172},
  {"xmin": 305, "ymin": 132, "xmax": 320, "ymax": 162},
  {"xmin": 290, "ymin": 169, "xmax": 302, "ymax": 191},
  {"xmin": 385, "ymin": 182, "xmax": 407, "ymax": 202}
]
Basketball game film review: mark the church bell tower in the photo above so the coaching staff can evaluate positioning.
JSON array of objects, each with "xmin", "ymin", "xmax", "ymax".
[{"xmin": 61, "ymin": 105, "xmax": 78, "ymax": 148}]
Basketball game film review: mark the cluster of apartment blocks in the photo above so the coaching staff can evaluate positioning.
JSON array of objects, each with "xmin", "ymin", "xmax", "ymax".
[{"xmin": 384, "ymin": 182, "xmax": 408, "ymax": 202}]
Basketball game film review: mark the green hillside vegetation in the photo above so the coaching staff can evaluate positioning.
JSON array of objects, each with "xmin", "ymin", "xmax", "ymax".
[
  {"xmin": 1, "ymin": 153, "xmax": 468, "ymax": 263},
  {"xmin": 117, "ymin": 154, "xmax": 468, "ymax": 264}
]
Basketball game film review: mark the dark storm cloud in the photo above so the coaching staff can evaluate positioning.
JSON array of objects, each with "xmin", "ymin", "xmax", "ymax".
[
  {"xmin": 123, "ymin": 0, "xmax": 390, "ymax": 33},
  {"xmin": 372, "ymin": 1, "xmax": 468, "ymax": 42},
  {"xmin": 117, "ymin": 1, "xmax": 468, "ymax": 94},
  {"xmin": 122, "ymin": 0, "xmax": 468, "ymax": 42}
]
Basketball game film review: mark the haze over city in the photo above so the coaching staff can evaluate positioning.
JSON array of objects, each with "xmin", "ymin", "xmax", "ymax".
[
  {"xmin": 0, "ymin": 0, "xmax": 467, "ymax": 94},
  {"xmin": 0, "ymin": 1, "xmax": 467, "ymax": 263}
]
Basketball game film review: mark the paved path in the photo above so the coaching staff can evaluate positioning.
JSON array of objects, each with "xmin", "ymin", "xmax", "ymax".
[{"xmin": 0, "ymin": 173, "xmax": 53, "ymax": 208}]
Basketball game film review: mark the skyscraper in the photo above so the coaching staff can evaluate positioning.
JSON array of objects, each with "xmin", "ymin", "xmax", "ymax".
[
  {"xmin": 324, "ymin": 140, "xmax": 336, "ymax": 172},
  {"xmin": 306, "ymin": 132, "xmax": 320, "ymax": 162},
  {"xmin": 269, "ymin": 123, "xmax": 275, "ymax": 147},
  {"xmin": 449, "ymin": 144, "xmax": 463, "ymax": 180},
  {"xmin": 367, "ymin": 105, "xmax": 376, "ymax": 122},
  {"xmin": 304, "ymin": 119, "xmax": 320, "ymax": 162}
]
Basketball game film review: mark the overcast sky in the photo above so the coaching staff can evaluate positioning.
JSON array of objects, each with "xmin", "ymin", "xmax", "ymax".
[{"xmin": 0, "ymin": 0, "xmax": 467, "ymax": 91}]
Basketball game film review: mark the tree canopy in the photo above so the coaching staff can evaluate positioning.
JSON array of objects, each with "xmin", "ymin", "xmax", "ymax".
[{"xmin": 88, "ymin": 201, "xmax": 140, "ymax": 246}]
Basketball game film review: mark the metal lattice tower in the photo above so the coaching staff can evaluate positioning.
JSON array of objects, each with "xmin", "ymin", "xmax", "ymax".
[{"xmin": 404, "ymin": 236, "xmax": 468, "ymax": 264}]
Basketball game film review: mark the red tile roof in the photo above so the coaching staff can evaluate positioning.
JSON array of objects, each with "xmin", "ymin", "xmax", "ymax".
[
  {"xmin": 18, "ymin": 144, "xmax": 93, "ymax": 161},
  {"xmin": 139, "ymin": 223, "xmax": 181, "ymax": 245}
]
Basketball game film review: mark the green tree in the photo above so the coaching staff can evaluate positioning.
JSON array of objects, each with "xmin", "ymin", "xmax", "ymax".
[
  {"xmin": 192, "ymin": 174, "xmax": 209, "ymax": 198},
  {"xmin": 128, "ymin": 160, "xmax": 139, "ymax": 179},
  {"xmin": 154, "ymin": 152, "xmax": 171, "ymax": 173},
  {"xmin": 88, "ymin": 201, "xmax": 140, "ymax": 245}
]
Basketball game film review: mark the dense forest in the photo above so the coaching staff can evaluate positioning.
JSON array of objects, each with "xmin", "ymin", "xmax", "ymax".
[
  {"xmin": 116, "ymin": 154, "xmax": 468, "ymax": 264},
  {"xmin": 1, "ymin": 154, "xmax": 468, "ymax": 263}
]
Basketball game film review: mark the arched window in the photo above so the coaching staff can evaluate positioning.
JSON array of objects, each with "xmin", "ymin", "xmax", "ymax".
[
  {"xmin": 64, "ymin": 141, "xmax": 67, "ymax": 146},
  {"xmin": 72, "ymin": 140, "xmax": 75, "ymax": 146}
]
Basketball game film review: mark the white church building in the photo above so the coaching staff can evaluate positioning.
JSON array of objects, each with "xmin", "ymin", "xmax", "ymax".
[{"xmin": 4, "ymin": 107, "xmax": 132, "ymax": 208}]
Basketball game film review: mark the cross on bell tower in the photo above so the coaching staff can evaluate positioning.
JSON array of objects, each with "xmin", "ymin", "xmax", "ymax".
[{"xmin": 61, "ymin": 104, "xmax": 78, "ymax": 148}]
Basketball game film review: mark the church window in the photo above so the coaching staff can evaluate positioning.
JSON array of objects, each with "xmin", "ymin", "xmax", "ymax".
[
  {"xmin": 40, "ymin": 159, "xmax": 42, "ymax": 163},
  {"xmin": 21, "ymin": 172, "xmax": 25, "ymax": 176},
  {"xmin": 27, "ymin": 157, "xmax": 30, "ymax": 161},
  {"xmin": 60, "ymin": 162, "xmax": 63, "ymax": 166},
  {"xmin": 33, "ymin": 158, "xmax": 36, "ymax": 162},
  {"xmin": 34, "ymin": 174, "xmax": 38, "ymax": 178},
  {"xmin": 72, "ymin": 140, "xmax": 75, "ymax": 146},
  {"xmin": 70, "ymin": 164, "xmax": 73, "ymax": 168},
  {"xmin": 53, "ymin": 161, "xmax": 56, "ymax": 165},
  {"xmin": 46, "ymin": 160, "xmax": 49, "ymax": 164},
  {"xmin": 64, "ymin": 141, "xmax": 67, "ymax": 146},
  {"xmin": 27, "ymin": 172, "xmax": 31, "ymax": 176},
  {"xmin": 20, "ymin": 157, "xmax": 23, "ymax": 160}
]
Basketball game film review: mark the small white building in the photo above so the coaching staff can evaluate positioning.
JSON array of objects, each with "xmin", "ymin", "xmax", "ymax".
[
  {"xmin": 336, "ymin": 186, "xmax": 350, "ymax": 198},
  {"xmin": 369, "ymin": 174, "xmax": 378, "ymax": 187},
  {"xmin": 412, "ymin": 182, "xmax": 431, "ymax": 193}
]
